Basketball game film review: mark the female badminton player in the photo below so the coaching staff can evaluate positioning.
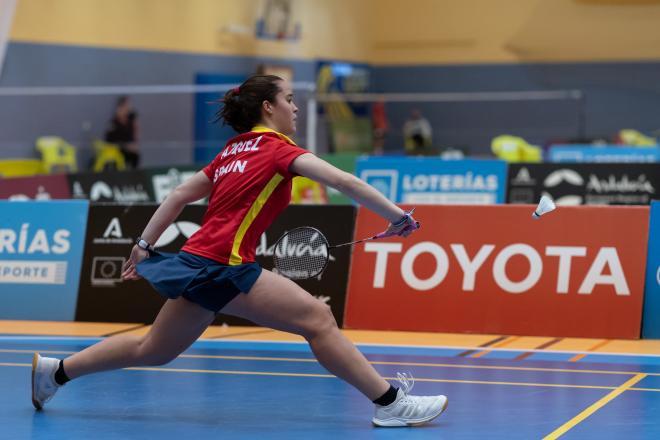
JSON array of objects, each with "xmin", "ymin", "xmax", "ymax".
[{"xmin": 31, "ymin": 75, "xmax": 447, "ymax": 427}]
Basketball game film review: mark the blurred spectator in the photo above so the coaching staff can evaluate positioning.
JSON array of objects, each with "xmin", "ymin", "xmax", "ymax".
[
  {"xmin": 105, "ymin": 96, "xmax": 140, "ymax": 169},
  {"xmin": 403, "ymin": 108, "xmax": 433, "ymax": 155},
  {"xmin": 371, "ymin": 99, "xmax": 388, "ymax": 155}
]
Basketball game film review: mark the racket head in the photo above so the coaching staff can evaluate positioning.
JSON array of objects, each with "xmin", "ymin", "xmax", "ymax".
[{"xmin": 272, "ymin": 226, "xmax": 330, "ymax": 280}]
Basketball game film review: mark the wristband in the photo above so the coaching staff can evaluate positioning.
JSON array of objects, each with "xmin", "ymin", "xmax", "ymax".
[
  {"xmin": 136, "ymin": 237, "xmax": 152, "ymax": 251},
  {"xmin": 393, "ymin": 207, "xmax": 416, "ymax": 226},
  {"xmin": 392, "ymin": 213, "xmax": 409, "ymax": 227}
]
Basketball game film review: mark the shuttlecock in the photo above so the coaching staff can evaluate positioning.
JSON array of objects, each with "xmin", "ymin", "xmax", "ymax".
[{"xmin": 532, "ymin": 195, "xmax": 556, "ymax": 220}]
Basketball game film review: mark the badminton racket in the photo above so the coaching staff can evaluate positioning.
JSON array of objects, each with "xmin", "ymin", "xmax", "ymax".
[{"xmin": 272, "ymin": 211, "xmax": 420, "ymax": 280}]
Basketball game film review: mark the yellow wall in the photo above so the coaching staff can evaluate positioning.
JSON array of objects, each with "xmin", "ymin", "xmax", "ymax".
[
  {"xmin": 365, "ymin": 0, "xmax": 660, "ymax": 64},
  {"xmin": 10, "ymin": 0, "xmax": 660, "ymax": 64},
  {"xmin": 9, "ymin": 0, "xmax": 371, "ymax": 61}
]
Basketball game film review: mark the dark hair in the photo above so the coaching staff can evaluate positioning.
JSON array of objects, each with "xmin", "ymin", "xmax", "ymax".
[
  {"xmin": 116, "ymin": 95, "xmax": 129, "ymax": 107},
  {"xmin": 216, "ymin": 75, "xmax": 283, "ymax": 133}
]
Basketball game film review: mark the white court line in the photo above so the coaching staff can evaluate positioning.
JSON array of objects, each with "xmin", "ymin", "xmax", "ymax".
[{"xmin": 1, "ymin": 335, "xmax": 660, "ymax": 359}]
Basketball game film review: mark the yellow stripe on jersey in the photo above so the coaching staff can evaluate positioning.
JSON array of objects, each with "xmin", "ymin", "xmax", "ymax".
[
  {"xmin": 251, "ymin": 126, "xmax": 297, "ymax": 146},
  {"xmin": 229, "ymin": 173, "xmax": 285, "ymax": 265}
]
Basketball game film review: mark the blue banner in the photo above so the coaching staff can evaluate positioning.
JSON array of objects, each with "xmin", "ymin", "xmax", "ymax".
[
  {"xmin": 549, "ymin": 145, "xmax": 660, "ymax": 163},
  {"xmin": 356, "ymin": 157, "xmax": 507, "ymax": 204},
  {"xmin": 0, "ymin": 200, "xmax": 88, "ymax": 320},
  {"xmin": 643, "ymin": 200, "xmax": 660, "ymax": 338}
]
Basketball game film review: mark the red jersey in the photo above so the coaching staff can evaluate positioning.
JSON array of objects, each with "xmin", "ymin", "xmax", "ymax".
[{"xmin": 182, "ymin": 127, "xmax": 308, "ymax": 265}]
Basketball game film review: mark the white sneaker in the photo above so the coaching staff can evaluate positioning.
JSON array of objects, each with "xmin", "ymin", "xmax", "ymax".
[
  {"xmin": 31, "ymin": 353, "xmax": 61, "ymax": 410},
  {"xmin": 373, "ymin": 373, "xmax": 448, "ymax": 427}
]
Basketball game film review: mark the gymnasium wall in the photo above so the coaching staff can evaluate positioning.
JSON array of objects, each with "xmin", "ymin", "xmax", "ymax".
[
  {"xmin": 366, "ymin": 0, "xmax": 660, "ymax": 152},
  {"xmin": 2, "ymin": 0, "xmax": 660, "ymax": 160}
]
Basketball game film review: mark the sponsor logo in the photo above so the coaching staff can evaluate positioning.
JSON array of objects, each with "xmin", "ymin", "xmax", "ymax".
[
  {"xmin": 402, "ymin": 173, "xmax": 498, "ymax": 192},
  {"xmin": 511, "ymin": 167, "xmax": 535, "ymax": 186},
  {"xmin": 0, "ymin": 260, "xmax": 67, "ymax": 284},
  {"xmin": 542, "ymin": 169, "xmax": 655, "ymax": 205},
  {"xmin": 73, "ymin": 180, "xmax": 150, "ymax": 202},
  {"xmin": 256, "ymin": 232, "xmax": 335, "ymax": 279},
  {"xmin": 586, "ymin": 174, "xmax": 655, "ymax": 194},
  {"xmin": 0, "ymin": 223, "xmax": 71, "ymax": 285},
  {"xmin": 8, "ymin": 186, "xmax": 52, "ymax": 201},
  {"xmin": 93, "ymin": 218, "xmax": 132, "ymax": 244},
  {"xmin": 0, "ymin": 224, "xmax": 70, "ymax": 254},
  {"xmin": 91, "ymin": 256, "xmax": 125, "ymax": 287},
  {"xmin": 152, "ymin": 169, "xmax": 197, "ymax": 203},
  {"xmin": 155, "ymin": 222, "xmax": 201, "ymax": 247},
  {"xmin": 360, "ymin": 170, "xmax": 398, "ymax": 201},
  {"xmin": 364, "ymin": 241, "xmax": 630, "ymax": 295}
]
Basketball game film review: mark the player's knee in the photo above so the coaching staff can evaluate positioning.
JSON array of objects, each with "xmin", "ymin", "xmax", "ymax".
[
  {"xmin": 303, "ymin": 302, "xmax": 337, "ymax": 339},
  {"xmin": 135, "ymin": 337, "xmax": 177, "ymax": 366}
]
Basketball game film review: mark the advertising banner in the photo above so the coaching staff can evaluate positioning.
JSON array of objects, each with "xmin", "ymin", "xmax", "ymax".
[
  {"xmin": 0, "ymin": 174, "xmax": 71, "ymax": 200},
  {"xmin": 75, "ymin": 204, "xmax": 203, "ymax": 323},
  {"xmin": 344, "ymin": 204, "xmax": 649, "ymax": 339},
  {"xmin": 642, "ymin": 200, "xmax": 660, "ymax": 338},
  {"xmin": 68, "ymin": 170, "xmax": 153, "ymax": 203},
  {"xmin": 356, "ymin": 157, "xmax": 507, "ymax": 204},
  {"xmin": 321, "ymin": 153, "xmax": 359, "ymax": 205},
  {"xmin": 549, "ymin": 145, "xmax": 660, "ymax": 163},
  {"xmin": 145, "ymin": 166, "xmax": 205, "ymax": 204},
  {"xmin": 76, "ymin": 204, "xmax": 355, "ymax": 327},
  {"xmin": 507, "ymin": 163, "xmax": 659, "ymax": 206},
  {"xmin": 0, "ymin": 200, "xmax": 88, "ymax": 320}
]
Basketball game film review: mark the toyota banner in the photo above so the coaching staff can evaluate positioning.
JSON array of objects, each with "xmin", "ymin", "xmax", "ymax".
[{"xmin": 344, "ymin": 204, "xmax": 649, "ymax": 339}]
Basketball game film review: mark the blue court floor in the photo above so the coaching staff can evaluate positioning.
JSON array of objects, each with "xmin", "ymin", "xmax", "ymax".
[{"xmin": 1, "ymin": 335, "xmax": 660, "ymax": 439}]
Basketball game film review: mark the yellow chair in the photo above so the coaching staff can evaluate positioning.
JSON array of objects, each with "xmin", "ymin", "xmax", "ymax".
[
  {"xmin": 36, "ymin": 136, "xmax": 78, "ymax": 174},
  {"xmin": 92, "ymin": 140, "xmax": 126, "ymax": 172},
  {"xmin": 491, "ymin": 135, "xmax": 542, "ymax": 163},
  {"xmin": 618, "ymin": 129, "xmax": 657, "ymax": 147},
  {"xmin": 0, "ymin": 159, "xmax": 46, "ymax": 177}
]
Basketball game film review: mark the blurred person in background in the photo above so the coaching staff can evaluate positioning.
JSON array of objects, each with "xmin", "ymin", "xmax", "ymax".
[
  {"xmin": 105, "ymin": 96, "xmax": 140, "ymax": 169},
  {"xmin": 403, "ymin": 108, "xmax": 433, "ymax": 156}
]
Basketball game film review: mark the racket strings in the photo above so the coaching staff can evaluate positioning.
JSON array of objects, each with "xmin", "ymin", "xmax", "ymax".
[{"xmin": 273, "ymin": 227, "xmax": 330, "ymax": 280}]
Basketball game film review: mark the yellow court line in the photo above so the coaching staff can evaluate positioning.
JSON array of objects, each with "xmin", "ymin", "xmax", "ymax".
[
  {"xmin": 2, "ymin": 349, "xmax": 660, "ymax": 377},
  {"xmin": 543, "ymin": 373, "xmax": 647, "ymax": 439}
]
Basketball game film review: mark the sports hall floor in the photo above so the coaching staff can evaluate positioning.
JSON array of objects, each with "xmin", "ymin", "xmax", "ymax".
[{"xmin": 1, "ymin": 320, "xmax": 659, "ymax": 439}]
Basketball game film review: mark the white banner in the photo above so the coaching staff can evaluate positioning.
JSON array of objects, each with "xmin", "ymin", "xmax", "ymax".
[{"xmin": 0, "ymin": 260, "xmax": 68, "ymax": 284}]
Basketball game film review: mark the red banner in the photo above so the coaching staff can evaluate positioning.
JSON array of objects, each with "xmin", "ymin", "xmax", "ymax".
[
  {"xmin": 345, "ymin": 205, "xmax": 649, "ymax": 339},
  {"xmin": 0, "ymin": 175, "xmax": 71, "ymax": 200}
]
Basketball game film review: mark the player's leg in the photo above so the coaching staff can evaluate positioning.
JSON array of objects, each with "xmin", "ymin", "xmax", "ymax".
[
  {"xmin": 65, "ymin": 297, "xmax": 215, "ymax": 377},
  {"xmin": 222, "ymin": 269, "xmax": 448, "ymax": 426},
  {"xmin": 32, "ymin": 297, "xmax": 214, "ymax": 409},
  {"xmin": 222, "ymin": 269, "xmax": 390, "ymax": 400}
]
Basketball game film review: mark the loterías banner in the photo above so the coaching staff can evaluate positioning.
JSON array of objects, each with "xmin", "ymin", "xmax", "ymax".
[{"xmin": 344, "ymin": 204, "xmax": 649, "ymax": 339}]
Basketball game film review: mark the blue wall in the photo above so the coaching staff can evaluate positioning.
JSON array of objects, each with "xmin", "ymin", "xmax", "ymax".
[
  {"xmin": 372, "ymin": 62, "xmax": 660, "ymax": 155},
  {"xmin": 0, "ymin": 42, "xmax": 316, "ymax": 165},
  {"xmin": 3, "ymin": 43, "xmax": 660, "ymax": 161}
]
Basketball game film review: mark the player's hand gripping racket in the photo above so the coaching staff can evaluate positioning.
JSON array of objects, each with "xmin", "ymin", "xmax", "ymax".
[{"xmin": 273, "ymin": 209, "xmax": 420, "ymax": 280}]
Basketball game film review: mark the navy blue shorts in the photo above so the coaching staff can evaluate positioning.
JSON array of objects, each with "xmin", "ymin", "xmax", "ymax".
[{"xmin": 136, "ymin": 251, "xmax": 262, "ymax": 313}]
